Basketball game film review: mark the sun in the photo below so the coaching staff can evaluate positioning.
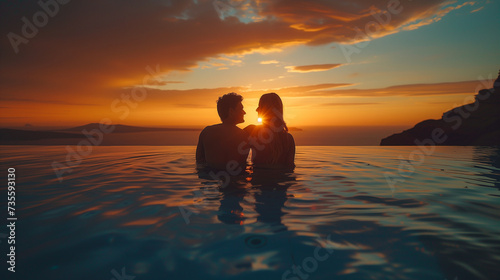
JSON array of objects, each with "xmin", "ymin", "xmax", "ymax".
[{"xmin": 257, "ymin": 117, "xmax": 262, "ymax": 123}]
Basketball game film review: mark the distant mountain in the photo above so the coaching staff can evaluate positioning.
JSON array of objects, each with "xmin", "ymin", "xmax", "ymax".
[
  {"xmin": 0, "ymin": 123, "xmax": 200, "ymax": 145},
  {"xmin": 0, "ymin": 123, "xmax": 303, "ymax": 145},
  {"xmin": 59, "ymin": 123, "xmax": 199, "ymax": 133},
  {"xmin": 380, "ymin": 83, "xmax": 500, "ymax": 146},
  {"xmin": 0, "ymin": 128, "xmax": 89, "ymax": 142}
]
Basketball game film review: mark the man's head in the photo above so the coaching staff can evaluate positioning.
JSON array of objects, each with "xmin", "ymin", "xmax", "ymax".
[{"xmin": 217, "ymin": 92, "xmax": 245, "ymax": 124}]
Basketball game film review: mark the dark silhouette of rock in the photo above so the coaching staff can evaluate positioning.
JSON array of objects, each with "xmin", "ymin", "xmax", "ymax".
[
  {"xmin": 381, "ymin": 71, "xmax": 500, "ymax": 146},
  {"xmin": 495, "ymin": 69, "xmax": 500, "ymax": 93}
]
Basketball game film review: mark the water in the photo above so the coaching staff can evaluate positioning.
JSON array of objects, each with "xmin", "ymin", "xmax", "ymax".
[{"xmin": 1, "ymin": 146, "xmax": 499, "ymax": 280}]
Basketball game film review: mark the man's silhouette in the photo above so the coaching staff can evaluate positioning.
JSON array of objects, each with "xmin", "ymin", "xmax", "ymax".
[{"xmin": 196, "ymin": 92, "xmax": 249, "ymax": 170}]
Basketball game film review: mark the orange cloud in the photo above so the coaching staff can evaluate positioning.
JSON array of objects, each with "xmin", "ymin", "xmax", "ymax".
[
  {"xmin": 286, "ymin": 63, "xmax": 343, "ymax": 73},
  {"xmin": 260, "ymin": 60, "xmax": 279, "ymax": 64},
  {"xmin": 320, "ymin": 102, "xmax": 379, "ymax": 106},
  {"xmin": 0, "ymin": 0, "xmax": 482, "ymax": 126},
  {"xmin": 135, "ymin": 80, "xmax": 482, "ymax": 110},
  {"xmin": 313, "ymin": 80, "xmax": 486, "ymax": 97}
]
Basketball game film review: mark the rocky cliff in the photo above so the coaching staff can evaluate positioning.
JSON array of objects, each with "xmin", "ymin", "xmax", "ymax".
[{"xmin": 381, "ymin": 74, "xmax": 500, "ymax": 146}]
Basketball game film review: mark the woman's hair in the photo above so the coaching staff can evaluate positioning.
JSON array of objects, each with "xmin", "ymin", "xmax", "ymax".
[{"xmin": 258, "ymin": 93, "xmax": 289, "ymax": 164}]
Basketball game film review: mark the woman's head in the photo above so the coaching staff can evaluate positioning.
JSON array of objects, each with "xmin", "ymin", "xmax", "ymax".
[{"xmin": 256, "ymin": 92, "xmax": 287, "ymax": 132}]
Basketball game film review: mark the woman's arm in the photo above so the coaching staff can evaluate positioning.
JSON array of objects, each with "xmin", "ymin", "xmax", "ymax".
[{"xmin": 286, "ymin": 133, "xmax": 296, "ymax": 169}]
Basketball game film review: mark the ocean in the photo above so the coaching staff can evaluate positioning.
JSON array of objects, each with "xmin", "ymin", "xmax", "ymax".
[
  {"xmin": 2, "ymin": 126, "xmax": 409, "ymax": 146},
  {"xmin": 0, "ymin": 145, "xmax": 499, "ymax": 279}
]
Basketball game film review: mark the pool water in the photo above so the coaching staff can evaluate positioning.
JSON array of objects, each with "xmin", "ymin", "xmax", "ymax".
[{"xmin": 1, "ymin": 146, "xmax": 499, "ymax": 280}]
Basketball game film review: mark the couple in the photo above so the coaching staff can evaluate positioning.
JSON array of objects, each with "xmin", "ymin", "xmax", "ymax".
[{"xmin": 196, "ymin": 92, "xmax": 295, "ymax": 172}]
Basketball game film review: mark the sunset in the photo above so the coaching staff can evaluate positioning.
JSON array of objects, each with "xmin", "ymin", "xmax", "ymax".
[
  {"xmin": 1, "ymin": 0, "xmax": 499, "ymax": 129},
  {"xmin": 1, "ymin": 1, "xmax": 499, "ymax": 279}
]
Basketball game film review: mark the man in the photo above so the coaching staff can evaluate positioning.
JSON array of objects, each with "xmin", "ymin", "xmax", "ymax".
[{"xmin": 196, "ymin": 92, "xmax": 249, "ymax": 170}]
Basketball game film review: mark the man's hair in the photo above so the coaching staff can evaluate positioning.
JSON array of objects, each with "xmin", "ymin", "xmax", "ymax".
[{"xmin": 217, "ymin": 92, "xmax": 243, "ymax": 121}]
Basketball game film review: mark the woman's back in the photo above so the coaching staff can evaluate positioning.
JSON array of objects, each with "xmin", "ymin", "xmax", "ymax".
[{"xmin": 245, "ymin": 125, "xmax": 295, "ymax": 170}]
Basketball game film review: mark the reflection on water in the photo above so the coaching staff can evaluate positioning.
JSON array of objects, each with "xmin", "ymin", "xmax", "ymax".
[
  {"xmin": 0, "ymin": 146, "xmax": 499, "ymax": 280},
  {"xmin": 218, "ymin": 169, "xmax": 295, "ymax": 232}
]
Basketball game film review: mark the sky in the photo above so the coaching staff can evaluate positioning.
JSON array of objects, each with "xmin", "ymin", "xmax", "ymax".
[{"xmin": 0, "ymin": 0, "xmax": 499, "ymax": 129}]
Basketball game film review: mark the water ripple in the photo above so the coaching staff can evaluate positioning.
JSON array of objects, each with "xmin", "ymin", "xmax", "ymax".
[{"xmin": 1, "ymin": 146, "xmax": 499, "ymax": 280}]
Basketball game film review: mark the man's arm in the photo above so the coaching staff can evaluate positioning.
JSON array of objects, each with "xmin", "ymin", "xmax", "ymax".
[{"xmin": 196, "ymin": 128, "xmax": 206, "ymax": 165}]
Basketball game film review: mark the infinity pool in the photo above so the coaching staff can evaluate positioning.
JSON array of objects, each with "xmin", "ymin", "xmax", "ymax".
[{"xmin": 1, "ymin": 146, "xmax": 499, "ymax": 280}]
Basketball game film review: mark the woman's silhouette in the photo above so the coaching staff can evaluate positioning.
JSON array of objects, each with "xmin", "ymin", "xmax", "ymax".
[{"xmin": 244, "ymin": 93, "xmax": 295, "ymax": 170}]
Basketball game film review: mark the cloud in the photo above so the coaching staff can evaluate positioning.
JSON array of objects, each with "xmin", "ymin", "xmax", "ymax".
[
  {"xmin": 262, "ymin": 75, "xmax": 285, "ymax": 82},
  {"xmin": 115, "ymin": 79, "xmax": 483, "ymax": 117},
  {"xmin": 286, "ymin": 63, "xmax": 343, "ymax": 73},
  {"xmin": 174, "ymin": 103, "xmax": 214, "ymax": 109},
  {"xmin": 320, "ymin": 102, "xmax": 379, "ymax": 106},
  {"xmin": 306, "ymin": 80, "xmax": 485, "ymax": 97},
  {"xmin": 200, "ymin": 56, "xmax": 244, "ymax": 69},
  {"xmin": 268, "ymin": 83, "xmax": 354, "ymax": 94},
  {"xmin": 260, "ymin": 60, "xmax": 279, "ymax": 64},
  {"xmin": 127, "ymin": 83, "xmax": 352, "ymax": 108},
  {"xmin": 471, "ymin": 7, "xmax": 484, "ymax": 13},
  {"xmin": 0, "ymin": 0, "xmax": 482, "ymax": 125},
  {"xmin": 0, "ymin": 97, "xmax": 98, "ymax": 106},
  {"xmin": 148, "ymin": 80, "xmax": 184, "ymax": 86},
  {"xmin": 402, "ymin": 1, "xmax": 476, "ymax": 31}
]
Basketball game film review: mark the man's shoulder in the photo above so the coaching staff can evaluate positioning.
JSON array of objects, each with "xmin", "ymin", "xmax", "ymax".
[
  {"xmin": 205, "ymin": 123, "xmax": 224, "ymax": 129},
  {"xmin": 201, "ymin": 123, "xmax": 246, "ymax": 138},
  {"xmin": 201, "ymin": 124, "xmax": 223, "ymax": 133}
]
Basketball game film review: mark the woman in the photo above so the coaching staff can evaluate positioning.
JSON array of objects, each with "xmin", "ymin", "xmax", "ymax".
[{"xmin": 244, "ymin": 93, "xmax": 295, "ymax": 170}]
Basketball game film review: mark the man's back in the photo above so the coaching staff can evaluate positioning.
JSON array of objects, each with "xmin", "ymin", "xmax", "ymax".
[{"xmin": 196, "ymin": 123, "xmax": 248, "ymax": 170}]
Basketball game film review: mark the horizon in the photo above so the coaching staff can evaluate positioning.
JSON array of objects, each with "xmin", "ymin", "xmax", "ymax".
[
  {"xmin": 1, "ymin": 122, "xmax": 410, "ymax": 130},
  {"xmin": 0, "ymin": 125, "xmax": 410, "ymax": 146},
  {"xmin": 1, "ymin": 0, "xmax": 499, "ymax": 128}
]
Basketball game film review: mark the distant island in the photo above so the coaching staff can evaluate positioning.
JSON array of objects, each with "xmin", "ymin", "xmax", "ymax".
[
  {"xmin": 60, "ymin": 123, "xmax": 199, "ymax": 133},
  {"xmin": 381, "ymin": 73, "xmax": 500, "ymax": 146},
  {"xmin": 0, "ymin": 128, "xmax": 88, "ymax": 143},
  {"xmin": 0, "ymin": 123, "xmax": 303, "ymax": 145},
  {"xmin": 0, "ymin": 123, "xmax": 200, "ymax": 145}
]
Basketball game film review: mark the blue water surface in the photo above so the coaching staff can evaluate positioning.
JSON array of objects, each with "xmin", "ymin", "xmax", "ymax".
[{"xmin": 0, "ymin": 146, "xmax": 499, "ymax": 280}]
